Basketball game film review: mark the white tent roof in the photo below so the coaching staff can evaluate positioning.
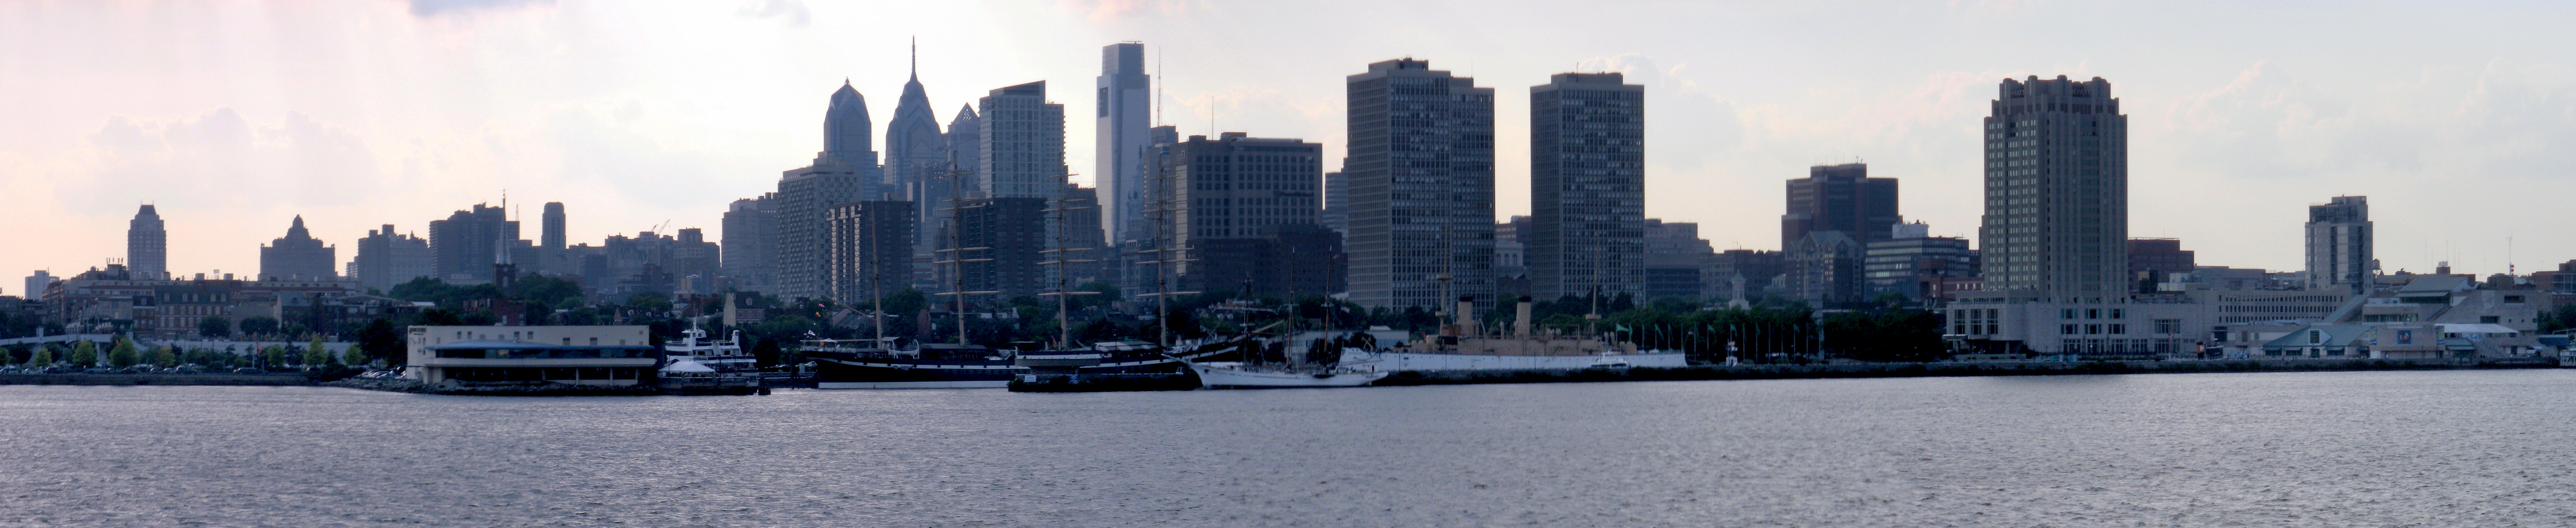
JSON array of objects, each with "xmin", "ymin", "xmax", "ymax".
[
  {"xmin": 660, "ymin": 360, "xmax": 717, "ymax": 373},
  {"xmin": 2436, "ymin": 323, "xmax": 2518, "ymax": 334}
]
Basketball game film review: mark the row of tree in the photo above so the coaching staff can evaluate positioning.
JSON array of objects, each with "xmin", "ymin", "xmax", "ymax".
[{"xmin": 4, "ymin": 335, "xmax": 374, "ymax": 369}]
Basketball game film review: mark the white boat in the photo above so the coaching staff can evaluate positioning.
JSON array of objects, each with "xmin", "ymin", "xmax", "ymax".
[{"xmin": 1185, "ymin": 360, "xmax": 1390, "ymax": 388}]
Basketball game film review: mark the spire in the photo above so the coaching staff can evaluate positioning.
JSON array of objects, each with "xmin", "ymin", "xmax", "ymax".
[{"xmin": 910, "ymin": 36, "xmax": 917, "ymax": 79}]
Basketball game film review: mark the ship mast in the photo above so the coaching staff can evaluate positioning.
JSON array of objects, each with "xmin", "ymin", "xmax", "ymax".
[
  {"xmin": 932, "ymin": 171, "xmax": 997, "ymax": 347},
  {"xmin": 1134, "ymin": 153, "xmax": 1197, "ymax": 347},
  {"xmin": 1039, "ymin": 174, "xmax": 1099, "ymax": 349}
]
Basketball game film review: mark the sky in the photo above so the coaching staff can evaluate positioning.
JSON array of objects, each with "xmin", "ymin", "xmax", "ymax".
[{"xmin": 5, "ymin": 0, "xmax": 2575, "ymax": 291}]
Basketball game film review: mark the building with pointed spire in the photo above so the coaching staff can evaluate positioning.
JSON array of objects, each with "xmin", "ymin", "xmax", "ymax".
[
  {"xmin": 260, "ymin": 216, "xmax": 338, "ymax": 280},
  {"xmin": 776, "ymin": 82, "xmax": 882, "ymax": 301},
  {"xmin": 1097, "ymin": 42, "xmax": 1152, "ymax": 249},
  {"xmin": 428, "ymin": 203, "xmax": 518, "ymax": 284},
  {"xmin": 127, "ymin": 205, "xmax": 166, "ymax": 280},
  {"xmin": 886, "ymin": 48, "xmax": 944, "ymax": 251}
]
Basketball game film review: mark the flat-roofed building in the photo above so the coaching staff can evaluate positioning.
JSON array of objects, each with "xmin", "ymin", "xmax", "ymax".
[{"xmin": 405, "ymin": 325, "xmax": 658, "ymax": 386}]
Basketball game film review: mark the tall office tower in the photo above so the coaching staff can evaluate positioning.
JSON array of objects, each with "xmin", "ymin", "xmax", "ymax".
[
  {"xmin": 2304, "ymin": 196, "xmax": 2372, "ymax": 295},
  {"xmin": 721, "ymin": 193, "xmax": 779, "ymax": 292},
  {"xmin": 825, "ymin": 200, "xmax": 916, "ymax": 304},
  {"xmin": 350, "ymin": 224, "xmax": 433, "ymax": 293},
  {"xmin": 976, "ymin": 81, "xmax": 1065, "ymax": 199},
  {"xmin": 777, "ymin": 82, "xmax": 880, "ymax": 301},
  {"xmin": 24, "ymin": 270, "xmax": 56, "ymax": 301},
  {"xmin": 1781, "ymin": 163, "xmax": 1900, "ymax": 249},
  {"xmin": 127, "ymin": 205, "xmax": 167, "ymax": 280},
  {"xmin": 539, "ymin": 202, "xmax": 566, "ymax": 274},
  {"xmin": 258, "ymin": 216, "xmax": 337, "ymax": 280},
  {"xmin": 428, "ymin": 204, "xmax": 518, "ymax": 283},
  {"xmin": 1319, "ymin": 169, "xmax": 1348, "ymax": 235},
  {"xmin": 1528, "ymin": 72, "xmax": 1647, "ymax": 301},
  {"xmin": 885, "ymin": 56, "xmax": 944, "ymax": 225},
  {"xmin": 1975, "ymin": 76, "xmax": 2127, "ymax": 302},
  {"xmin": 1096, "ymin": 42, "xmax": 1152, "ymax": 246},
  {"xmin": 1344, "ymin": 59, "xmax": 1496, "ymax": 310},
  {"xmin": 1154, "ymin": 133, "xmax": 1336, "ymax": 296}
]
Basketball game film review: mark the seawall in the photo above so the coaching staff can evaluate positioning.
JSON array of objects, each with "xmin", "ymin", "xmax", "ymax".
[
  {"xmin": 0, "ymin": 373, "xmax": 311, "ymax": 386},
  {"xmin": 1371, "ymin": 358, "xmax": 2563, "ymax": 386}
]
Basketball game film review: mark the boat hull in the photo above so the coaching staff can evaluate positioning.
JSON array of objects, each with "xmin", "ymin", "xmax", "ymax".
[
  {"xmin": 811, "ymin": 355, "xmax": 1185, "ymax": 389},
  {"xmin": 1343, "ymin": 351, "xmax": 1689, "ymax": 372},
  {"xmin": 1188, "ymin": 362, "xmax": 1391, "ymax": 388}
]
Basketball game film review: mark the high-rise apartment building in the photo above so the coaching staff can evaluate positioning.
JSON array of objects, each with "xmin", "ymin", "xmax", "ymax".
[
  {"xmin": 942, "ymin": 197, "xmax": 1046, "ymax": 298},
  {"xmin": 976, "ymin": 81, "xmax": 1065, "ymax": 199},
  {"xmin": 539, "ymin": 202, "xmax": 567, "ymax": 274},
  {"xmin": 349, "ymin": 224, "xmax": 432, "ymax": 293},
  {"xmin": 1781, "ymin": 163, "xmax": 1900, "ymax": 249},
  {"xmin": 258, "ymin": 216, "xmax": 337, "ymax": 280},
  {"xmin": 2305, "ymin": 196, "xmax": 2372, "ymax": 295},
  {"xmin": 428, "ymin": 204, "xmax": 518, "ymax": 283},
  {"xmin": 1344, "ymin": 59, "xmax": 1495, "ymax": 310},
  {"xmin": 1528, "ymin": 72, "xmax": 1646, "ymax": 301},
  {"xmin": 1974, "ymin": 76, "xmax": 2127, "ymax": 303},
  {"xmin": 127, "ymin": 205, "xmax": 167, "ymax": 280},
  {"xmin": 721, "ymin": 193, "xmax": 779, "ymax": 292},
  {"xmin": 825, "ymin": 200, "xmax": 916, "ymax": 305},
  {"xmin": 25, "ymin": 270, "xmax": 57, "ymax": 301},
  {"xmin": 776, "ymin": 82, "xmax": 880, "ymax": 301},
  {"xmin": 1097, "ymin": 42, "xmax": 1152, "ymax": 247}
]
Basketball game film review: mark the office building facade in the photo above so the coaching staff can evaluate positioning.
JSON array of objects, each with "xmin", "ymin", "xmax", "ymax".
[
  {"xmin": 1528, "ymin": 72, "xmax": 1646, "ymax": 301},
  {"xmin": 1096, "ymin": 42, "xmax": 1153, "ymax": 246},
  {"xmin": 2305, "ymin": 196, "xmax": 2372, "ymax": 295},
  {"xmin": 128, "ymin": 205, "xmax": 167, "ymax": 280},
  {"xmin": 1781, "ymin": 163, "xmax": 1900, "ymax": 249},
  {"xmin": 825, "ymin": 200, "xmax": 916, "ymax": 305},
  {"xmin": 977, "ymin": 81, "xmax": 1065, "ymax": 199},
  {"xmin": 776, "ymin": 82, "xmax": 880, "ymax": 301},
  {"xmin": 1344, "ymin": 59, "xmax": 1495, "ymax": 310},
  {"xmin": 259, "ymin": 216, "xmax": 337, "ymax": 281}
]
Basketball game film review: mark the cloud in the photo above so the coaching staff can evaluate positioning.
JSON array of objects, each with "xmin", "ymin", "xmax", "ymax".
[
  {"xmin": 1062, "ymin": 0, "xmax": 1193, "ymax": 21},
  {"xmin": 407, "ymin": 0, "xmax": 554, "ymax": 18},
  {"xmin": 67, "ymin": 109, "xmax": 385, "ymax": 213},
  {"xmin": 737, "ymin": 0, "xmax": 810, "ymax": 27}
]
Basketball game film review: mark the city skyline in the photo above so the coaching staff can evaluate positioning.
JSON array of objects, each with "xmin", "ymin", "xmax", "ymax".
[{"xmin": 6, "ymin": 1, "xmax": 2575, "ymax": 283}]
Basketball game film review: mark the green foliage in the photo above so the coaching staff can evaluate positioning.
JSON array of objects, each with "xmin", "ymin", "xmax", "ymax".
[
  {"xmin": 417, "ymin": 308, "xmax": 464, "ymax": 326},
  {"xmin": 149, "ymin": 345, "xmax": 178, "ymax": 367},
  {"xmin": 69, "ymin": 340, "xmax": 98, "ymax": 366},
  {"xmin": 303, "ymin": 336, "xmax": 330, "ymax": 366},
  {"xmin": 29, "ymin": 345, "xmax": 53, "ymax": 367},
  {"xmin": 458, "ymin": 310, "xmax": 499, "ymax": 326},
  {"xmin": 357, "ymin": 318, "xmax": 406, "ymax": 366},
  {"xmin": 239, "ymin": 316, "xmax": 281, "ymax": 337},
  {"xmin": 2541, "ymin": 304, "xmax": 2576, "ymax": 334},
  {"xmin": 342, "ymin": 344, "xmax": 368, "ymax": 366},
  {"xmin": 625, "ymin": 292, "xmax": 673, "ymax": 313},
  {"xmin": 107, "ymin": 338, "xmax": 139, "ymax": 368},
  {"xmin": 512, "ymin": 274, "xmax": 586, "ymax": 308},
  {"xmin": 197, "ymin": 316, "xmax": 233, "ymax": 338},
  {"xmin": 1822, "ymin": 309, "xmax": 1950, "ymax": 362},
  {"xmin": 261, "ymin": 346, "xmax": 290, "ymax": 368},
  {"xmin": 878, "ymin": 289, "xmax": 929, "ymax": 317}
]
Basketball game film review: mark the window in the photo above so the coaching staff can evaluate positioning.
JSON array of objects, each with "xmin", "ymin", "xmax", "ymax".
[
  {"xmin": 2307, "ymin": 330, "xmax": 2321, "ymax": 344},
  {"xmin": 2481, "ymin": 316, "xmax": 2500, "ymax": 324},
  {"xmin": 2085, "ymin": 324, "xmax": 2102, "ymax": 335},
  {"xmin": 2061, "ymin": 324, "xmax": 2078, "ymax": 335},
  {"xmin": 2154, "ymin": 319, "xmax": 2182, "ymax": 334},
  {"xmin": 2110, "ymin": 308, "xmax": 2125, "ymax": 319},
  {"xmin": 2108, "ymin": 324, "xmax": 2125, "ymax": 335},
  {"xmin": 2086, "ymin": 308, "xmax": 2100, "ymax": 319},
  {"xmin": 2062, "ymin": 308, "xmax": 2076, "ymax": 319}
]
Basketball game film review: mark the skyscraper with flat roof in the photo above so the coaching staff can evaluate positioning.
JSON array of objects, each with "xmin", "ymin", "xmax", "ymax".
[
  {"xmin": 720, "ymin": 193, "xmax": 779, "ymax": 291},
  {"xmin": 1344, "ymin": 59, "xmax": 1495, "ymax": 310},
  {"xmin": 2305, "ymin": 196, "xmax": 2372, "ymax": 295},
  {"xmin": 350, "ymin": 224, "xmax": 432, "ymax": 293},
  {"xmin": 1974, "ymin": 75, "xmax": 2127, "ymax": 303},
  {"xmin": 977, "ymin": 81, "xmax": 1065, "ymax": 199},
  {"xmin": 1097, "ymin": 42, "xmax": 1152, "ymax": 247},
  {"xmin": 1528, "ymin": 72, "xmax": 1646, "ymax": 301},
  {"xmin": 1781, "ymin": 163, "xmax": 1900, "ymax": 250},
  {"xmin": 128, "ymin": 205, "xmax": 166, "ymax": 280}
]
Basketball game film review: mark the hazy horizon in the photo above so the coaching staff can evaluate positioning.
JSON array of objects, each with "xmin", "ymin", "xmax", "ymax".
[{"xmin": 6, "ymin": 0, "xmax": 2573, "ymax": 287}]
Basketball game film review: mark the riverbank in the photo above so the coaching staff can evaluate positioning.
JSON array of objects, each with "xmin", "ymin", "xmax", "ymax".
[
  {"xmin": 1371, "ymin": 357, "xmax": 2563, "ymax": 386},
  {"xmin": 0, "ymin": 372, "xmax": 310, "ymax": 386}
]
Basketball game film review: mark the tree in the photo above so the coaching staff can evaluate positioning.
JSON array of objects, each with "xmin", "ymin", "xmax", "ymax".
[
  {"xmin": 107, "ymin": 338, "xmax": 139, "ymax": 368},
  {"xmin": 513, "ymin": 274, "xmax": 586, "ymax": 308},
  {"xmin": 239, "ymin": 317, "xmax": 281, "ymax": 338},
  {"xmin": 29, "ymin": 345, "xmax": 53, "ymax": 367},
  {"xmin": 69, "ymin": 340, "xmax": 98, "ymax": 367},
  {"xmin": 150, "ymin": 345, "xmax": 178, "ymax": 367},
  {"xmin": 417, "ymin": 308, "xmax": 464, "ymax": 326},
  {"xmin": 626, "ymin": 292, "xmax": 673, "ymax": 314},
  {"xmin": 357, "ymin": 318, "xmax": 405, "ymax": 366},
  {"xmin": 198, "ymin": 317, "xmax": 233, "ymax": 339},
  {"xmin": 262, "ymin": 345, "xmax": 289, "ymax": 368},
  {"xmin": 303, "ymin": 336, "xmax": 330, "ymax": 367}
]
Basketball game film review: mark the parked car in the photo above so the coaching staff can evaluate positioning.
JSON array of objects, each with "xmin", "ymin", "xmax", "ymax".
[{"xmin": 230, "ymin": 368, "xmax": 266, "ymax": 374}]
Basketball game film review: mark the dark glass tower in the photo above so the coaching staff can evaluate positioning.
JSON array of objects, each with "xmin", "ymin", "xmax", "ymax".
[
  {"xmin": 1528, "ymin": 72, "xmax": 1645, "ymax": 301},
  {"xmin": 1344, "ymin": 59, "xmax": 1495, "ymax": 310}
]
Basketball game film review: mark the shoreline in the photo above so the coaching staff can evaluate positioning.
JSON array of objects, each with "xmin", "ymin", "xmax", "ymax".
[{"xmin": 1371, "ymin": 357, "xmax": 2564, "ymax": 386}]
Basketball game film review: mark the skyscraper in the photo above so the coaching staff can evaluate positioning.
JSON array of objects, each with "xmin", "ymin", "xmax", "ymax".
[
  {"xmin": 825, "ymin": 200, "xmax": 915, "ymax": 304},
  {"xmin": 885, "ymin": 51, "xmax": 944, "ymax": 234},
  {"xmin": 777, "ymin": 82, "xmax": 880, "ymax": 301},
  {"xmin": 25, "ymin": 270, "xmax": 56, "ymax": 301},
  {"xmin": 349, "ymin": 224, "xmax": 432, "ymax": 293},
  {"xmin": 539, "ymin": 202, "xmax": 567, "ymax": 275},
  {"xmin": 1097, "ymin": 42, "xmax": 1152, "ymax": 246},
  {"xmin": 427, "ymin": 204, "xmax": 517, "ymax": 283},
  {"xmin": 1153, "ymin": 133, "xmax": 1336, "ymax": 297},
  {"xmin": 259, "ymin": 216, "xmax": 337, "ymax": 280},
  {"xmin": 1344, "ymin": 59, "xmax": 1496, "ymax": 310},
  {"xmin": 976, "ymin": 81, "xmax": 1065, "ymax": 199},
  {"xmin": 720, "ymin": 193, "xmax": 779, "ymax": 292},
  {"xmin": 2305, "ymin": 196, "xmax": 2372, "ymax": 295},
  {"xmin": 1975, "ymin": 76, "xmax": 2127, "ymax": 302},
  {"xmin": 127, "ymin": 205, "xmax": 166, "ymax": 280},
  {"xmin": 1528, "ymin": 72, "xmax": 1646, "ymax": 301},
  {"xmin": 1781, "ymin": 163, "xmax": 1900, "ymax": 250}
]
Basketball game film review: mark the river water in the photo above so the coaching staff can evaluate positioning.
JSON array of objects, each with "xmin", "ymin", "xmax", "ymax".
[{"xmin": 2, "ymin": 370, "xmax": 2573, "ymax": 527}]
